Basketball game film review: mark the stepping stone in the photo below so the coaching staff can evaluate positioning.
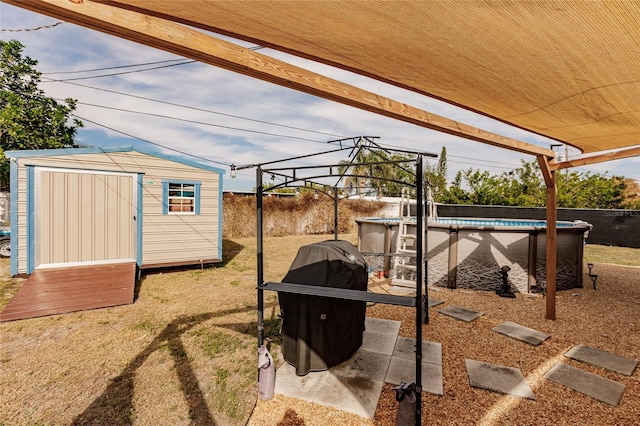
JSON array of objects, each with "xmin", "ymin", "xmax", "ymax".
[
  {"xmin": 384, "ymin": 338, "xmax": 444, "ymax": 395},
  {"xmin": 565, "ymin": 344, "xmax": 638, "ymax": 376},
  {"xmin": 427, "ymin": 298, "xmax": 444, "ymax": 308},
  {"xmin": 544, "ymin": 362, "xmax": 626, "ymax": 406},
  {"xmin": 385, "ymin": 357, "xmax": 443, "ymax": 396},
  {"xmin": 438, "ymin": 305, "xmax": 482, "ymax": 322},
  {"xmin": 465, "ymin": 359, "xmax": 535, "ymax": 399},
  {"xmin": 393, "ymin": 337, "xmax": 442, "ymax": 365},
  {"xmin": 492, "ymin": 321, "xmax": 550, "ymax": 346}
]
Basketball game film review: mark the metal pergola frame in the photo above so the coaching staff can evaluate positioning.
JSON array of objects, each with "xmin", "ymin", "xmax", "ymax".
[{"xmin": 247, "ymin": 139, "xmax": 436, "ymax": 425}]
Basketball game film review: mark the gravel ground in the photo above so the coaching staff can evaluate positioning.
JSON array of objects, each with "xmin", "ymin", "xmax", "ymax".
[{"xmin": 248, "ymin": 263, "xmax": 639, "ymax": 425}]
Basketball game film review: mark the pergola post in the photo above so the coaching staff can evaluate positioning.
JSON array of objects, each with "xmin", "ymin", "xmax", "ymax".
[
  {"xmin": 257, "ymin": 166, "xmax": 265, "ymax": 345},
  {"xmin": 415, "ymin": 154, "xmax": 424, "ymax": 425},
  {"xmin": 537, "ymin": 155, "xmax": 557, "ymax": 320}
]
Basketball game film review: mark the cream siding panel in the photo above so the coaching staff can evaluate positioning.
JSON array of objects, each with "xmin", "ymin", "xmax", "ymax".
[{"xmin": 132, "ymin": 154, "xmax": 220, "ymax": 265}]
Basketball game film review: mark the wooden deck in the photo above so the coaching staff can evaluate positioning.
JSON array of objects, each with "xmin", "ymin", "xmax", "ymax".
[{"xmin": 0, "ymin": 262, "xmax": 136, "ymax": 322}]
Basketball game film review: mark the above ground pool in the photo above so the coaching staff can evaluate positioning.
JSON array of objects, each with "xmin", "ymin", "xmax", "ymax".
[{"xmin": 356, "ymin": 217, "xmax": 593, "ymax": 293}]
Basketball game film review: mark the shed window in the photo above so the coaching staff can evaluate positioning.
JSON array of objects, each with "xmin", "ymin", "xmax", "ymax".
[{"xmin": 163, "ymin": 181, "xmax": 201, "ymax": 215}]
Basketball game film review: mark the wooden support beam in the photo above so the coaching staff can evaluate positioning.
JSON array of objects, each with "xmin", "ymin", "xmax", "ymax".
[
  {"xmin": 538, "ymin": 154, "xmax": 555, "ymax": 188},
  {"xmin": 538, "ymin": 155, "xmax": 557, "ymax": 320},
  {"xmin": 5, "ymin": 0, "xmax": 556, "ymax": 158},
  {"xmin": 549, "ymin": 146, "xmax": 640, "ymax": 171}
]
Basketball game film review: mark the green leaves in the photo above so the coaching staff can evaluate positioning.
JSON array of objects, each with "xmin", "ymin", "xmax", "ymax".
[
  {"xmin": 435, "ymin": 158, "xmax": 632, "ymax": 209},
  {"xmin": 1, "ymin": 40, "xmax": 83, "ymax": 190}
]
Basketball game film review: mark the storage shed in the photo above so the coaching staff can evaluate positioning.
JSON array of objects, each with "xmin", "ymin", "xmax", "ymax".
[
  {"xmin": 7, "ymin": 145, "xmax": 225, "ymax": 275},
  {"xmin": 1, "ymin": 146, "xmax": 224, "ymax": 321}
]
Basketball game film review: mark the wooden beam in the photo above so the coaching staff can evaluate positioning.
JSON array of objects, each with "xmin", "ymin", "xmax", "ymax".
[
  {"xmin": 537, "ymin": 154, "xmax": 554, "ymax": 188},
  {"xmin": 550, "ymin": 146, "xmax": 640, "ymax": 171},
  {"xmin": 5, "ymin": 0, "xmax": 556, "ymax": 158},
  {"xmin": 538, "ymin": 155, "xmax": 557, "ymax": 320}
]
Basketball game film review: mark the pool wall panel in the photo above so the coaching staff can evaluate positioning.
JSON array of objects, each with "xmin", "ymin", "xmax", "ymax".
[{"xmin": 356, "ymin": 217, "xmax": 590, "ymax": 293}]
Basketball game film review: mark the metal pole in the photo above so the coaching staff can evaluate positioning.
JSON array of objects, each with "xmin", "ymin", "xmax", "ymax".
[
  {"xmin": 415, "ymin": 155, "xmax": 423, "ymax": 425},
  {"xmin": 447, "ymin": 229, "xmax": 458, "ymax": 289},
  {"xmin": 527, "ymin": 232, "xmax": 538, "ymax": 293},
  {"xmin": 257, "ymin": 166, "xmax": 265, "ymax": 346},
  {"xmin": 383, "ymin": 224, "xmax": 392, "ymax": 277},
  {"xmin": 334, "ymin": 189, "xmax": 339, "ymax": 240}
]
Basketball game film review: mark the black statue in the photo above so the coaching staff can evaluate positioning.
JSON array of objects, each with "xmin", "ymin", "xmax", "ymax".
[{"xmin": 496, "ymin": 265, "xmax": 516, "ymax": 298}]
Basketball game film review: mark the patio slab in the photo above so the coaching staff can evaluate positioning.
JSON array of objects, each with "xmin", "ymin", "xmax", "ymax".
[
  {"xmin": 465, "ymin": 359, "xmax": 535, "ymax": 399},
  {"xmin": 564, "ymin": 344, "xmax": 638, "ymax": 376},
  {"xmin": 274, "ymin": 317, "xmax": 401, "ymax": 419},
  {"xmin": 385, "ymin": 357, "xmax": 444, "ymax": 396},
  {"xmin": 438, "ymin": 305, "xmax": 483, "ymax": 322},
  {"xmin": 392, "ymin": 336, "xmax": 442, "ymax": 365},
  {"xmin": 361, "ymin": 317, "xmax": 401, "ymax": 356},
  {"xmin": 492, "ymin": 321, "xmax": 550, "ymax": 346},
  {"xmin": 275, "ymin": 360, "xmax": 384, "ymax": 418},
  {"xmin": 544, "ymin": 362, "xmax": 626, "ymax": 406},
  {"xmin": 384, "ymin": 337, "xmax": 444, "ymax": 395}
]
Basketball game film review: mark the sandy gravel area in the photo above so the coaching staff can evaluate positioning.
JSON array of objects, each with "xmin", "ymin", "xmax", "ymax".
[{"xmin": 248, "ymin": 263, "xmax": 639, "ymax": 425}]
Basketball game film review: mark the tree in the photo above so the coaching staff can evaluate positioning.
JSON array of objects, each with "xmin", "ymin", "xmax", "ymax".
[
  {"xmin": 424, "ymin": 146, "xmax": 448, "ymax": 202},
  {"xmin": 437, "ymin": 157, "xmax": 634, "ymax": 209},
  {"xmin": 338, "ymin": 147, "xmax": 415, "ymax": 198},
  {"xmin": 621, "ymin": 178, "xmax": 640, "ymax": 209},
  {"xmin": 557, "ymin": 171, "xmax": 627, "ymax": 209},
  {"xmin": 1, "ymin": 40, "xmax": 83, "ymax": 190},
  {"xmin": 440, "ymin": 170, "xmax": 469, "ymax": 204}
]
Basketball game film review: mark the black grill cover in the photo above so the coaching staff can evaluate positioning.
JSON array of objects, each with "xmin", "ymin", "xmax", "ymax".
[{"xmin": 279, "ymin": 240, "xmax": 368, "ymax": 376}]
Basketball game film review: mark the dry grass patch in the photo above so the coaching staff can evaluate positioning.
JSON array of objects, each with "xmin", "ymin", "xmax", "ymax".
[{"xmin": 0, "ymin": 234, "xmax": 353, "ymax": 426}]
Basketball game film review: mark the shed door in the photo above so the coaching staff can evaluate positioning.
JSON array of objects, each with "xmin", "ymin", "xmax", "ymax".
[{"xmin": 35, "ymin": 168, "xmax": 136, "ymax": 267}]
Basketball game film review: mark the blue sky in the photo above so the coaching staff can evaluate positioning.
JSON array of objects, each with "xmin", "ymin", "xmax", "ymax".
[{"xmin": 2, "ymin": 3, "xmax": 638, "ymax": 191}]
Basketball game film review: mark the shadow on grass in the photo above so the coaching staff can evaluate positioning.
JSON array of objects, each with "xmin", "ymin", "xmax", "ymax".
[
  {"xmin": 221, "ymin": 239, "xmax": 246, "ymax": 266},
  {"xmin": 71, "ymin": 301, "xmax": 275, "ymax": 426},
  {"xmin": 132, "ymin": 239, "xmax": 246, "ymax": 301}
]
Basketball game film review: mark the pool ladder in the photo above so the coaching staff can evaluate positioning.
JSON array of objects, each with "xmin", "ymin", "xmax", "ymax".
[{"xmin": 391, "ymin": 191, "xmax": 422, "ymax": 289}]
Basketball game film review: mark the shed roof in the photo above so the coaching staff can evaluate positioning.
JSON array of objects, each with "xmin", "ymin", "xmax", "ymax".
[{"xmin": 5, "ymin": 145, "xmax": 226, "ymax": 175}]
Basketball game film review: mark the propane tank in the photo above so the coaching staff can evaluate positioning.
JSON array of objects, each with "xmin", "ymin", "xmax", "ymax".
[{"xmin": 258, "ymin": 345, "xmax": 276, "ymax": 400}]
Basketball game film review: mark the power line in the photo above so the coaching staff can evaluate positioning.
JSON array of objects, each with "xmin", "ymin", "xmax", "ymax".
[
  {"xmin": 41, "ymin": 60, "xmax": 197, "ymax": 82},
  {"xmin": 1, "ymin": 21, "xmax": 64, "ymax": 32},
  {"xmin": 73, "ymin": 101, "xmax": 329, "ymax": 143},
  {"xmin": 376, "ymin": 140, "xmax": 522, "ymax": 169},
  {"xmin": 73, "ymin": 114, "xmax": 231, "ymax": 167},
  {"xmin": 41, "ymin": 59, "xmax": 191, "ymax": 75},
  {"xmin": 42, "ymin": 77, "xmax": 343, "ymax": 139},
  {"xmin": 37, "ymin": 64, "xmax": 564, "ymax": 173},
  {"xmin": 75, "ymin": 99, "xmax": 522, "ymax": 171},
  {"xmin": 38, "ymin": 61, "xmax": 527, "ymax": 170}
]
